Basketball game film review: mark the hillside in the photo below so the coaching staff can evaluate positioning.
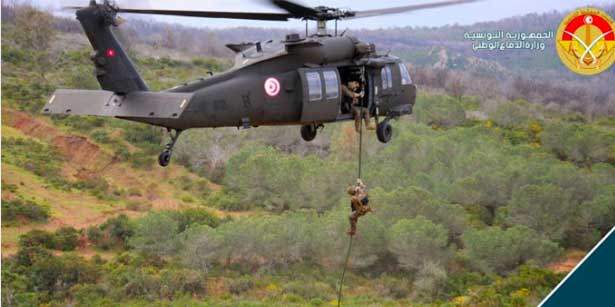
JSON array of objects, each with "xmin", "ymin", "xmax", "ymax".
[{"xmin": 2, "ymin": 3, "xmax": 615, "ymax": 307}]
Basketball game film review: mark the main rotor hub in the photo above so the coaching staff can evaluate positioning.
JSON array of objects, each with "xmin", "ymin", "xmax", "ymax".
[
  {"xmin": 306, "ymin": 7, "xmax": 354, "ymax": 36},
  {"xmin": 310, "ymin": 6, "xmax": 355, "ymax": 20}
]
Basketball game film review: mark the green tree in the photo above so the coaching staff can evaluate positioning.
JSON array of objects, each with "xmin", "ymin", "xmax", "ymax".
[
  {"xmin": 570, "ymin": 185, "xmax": 615, "ymax": 248},
  {"xmin": 129, "ymin": 212, "xmax": 180, "ymax": 258},
  {"xmin": 462, "ymin": 225, "xmax": 562, "ymax": 274},
  {"xmin": 540, "ymin": 122, "xmax": 615, "ymax": 165},
  {"xmin": 505, "ymin": 184, "xmax": 575, "ymax": 242},
  {"xmin": 386, "ymin": 216, "xmax": 450, "ymax": 271},
  {"xmin": 374, "ymin": 187, "xmax": 468, "ymax": 237}
]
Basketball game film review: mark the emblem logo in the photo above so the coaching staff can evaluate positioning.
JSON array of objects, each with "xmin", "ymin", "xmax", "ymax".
[
  {"xmin": 264, "ymin": 77, "xmax": 281, "ymax": 97},
  {"xmin": 556, "ymin": 7, "xmax": 615, "ymax": 75}
]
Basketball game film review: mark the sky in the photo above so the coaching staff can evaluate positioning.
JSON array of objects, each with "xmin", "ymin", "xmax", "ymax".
[{"xmin": 31, "ymin": 0, "xmax": 615, "ymax": 29}]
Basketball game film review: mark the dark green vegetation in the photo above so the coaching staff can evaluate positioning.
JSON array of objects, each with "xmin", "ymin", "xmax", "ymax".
[
  {"xmin": 1, "ymin": 197, "xmax": 50, "ymax": 225},
  {"xmin": 2, "ymin": 3, "xmax": 615, "ymax": 307}
]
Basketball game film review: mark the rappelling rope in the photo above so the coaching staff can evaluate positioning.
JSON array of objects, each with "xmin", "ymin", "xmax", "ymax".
[
  {"xmin": 337, "ymin": 106, "xmax": 365, "ymax": 307},
  {"xmin": 337, "ymin": 233, "xmax": 354, "ymax": 307}
]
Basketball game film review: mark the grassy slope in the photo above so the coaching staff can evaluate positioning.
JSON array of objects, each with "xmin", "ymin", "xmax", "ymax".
[{"xmin": 1, "ymin": 107, "xmax": 222, "ymax": 255}]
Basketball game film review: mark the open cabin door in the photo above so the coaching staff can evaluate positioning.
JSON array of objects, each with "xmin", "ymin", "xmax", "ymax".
[{"xmin": 299, "ymin": 68, "xmax": 341, "ymax": 123}]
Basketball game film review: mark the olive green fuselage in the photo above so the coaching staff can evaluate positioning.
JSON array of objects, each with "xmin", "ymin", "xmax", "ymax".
[{"xmin": 128, "ymin": 36, "xmax": 416, "ymax": 130}]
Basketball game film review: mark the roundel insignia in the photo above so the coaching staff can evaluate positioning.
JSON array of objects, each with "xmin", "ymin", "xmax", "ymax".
[
  {"xmin": 556, "ymin": 7, "xmax": 615, "ymax": 75},
  {"xmin": 264, "ymin": 77, "xmax": 281, "ymax": 97}
]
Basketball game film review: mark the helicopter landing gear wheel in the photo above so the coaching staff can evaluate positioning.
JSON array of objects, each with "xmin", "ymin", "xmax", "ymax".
[
  {"xmin": 158, "ymin": 150, "xmax": 172, "ymax": 167},
  {"xmin": 301, "ymin": 124, "xmax": 318, "ymax": 142},
  {"xmin": 158, "ymin": 128, "xmax": 182, "ymax": 167},
  {"xmin": 376, "ymin": 119, "xmax": 393, "ymax": 143}
]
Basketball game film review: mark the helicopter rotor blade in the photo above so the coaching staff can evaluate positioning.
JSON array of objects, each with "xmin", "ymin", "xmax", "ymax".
[
  {"xmin": 349, "ymin": 0, "xmax": 479, "ymax": 19},
  {"xmin": 63, "ymin": 0, "xmax": 480, "ymax": 22},
  {"xmin": 61, "ymin": 2, "xmax": 293, "ymax": 21},
  {"xmin": 112, "ymin": 8, "xmax": 292, "ymax": 21},
  {"xmin": 270, "ymin": 0, "xmax": 318, "ymax": 18}
]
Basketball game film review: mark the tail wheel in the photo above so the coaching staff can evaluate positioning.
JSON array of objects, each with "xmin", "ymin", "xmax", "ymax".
[
  {"xmin": 301, "ymin": 124, "xmax": 317, "ymax": 142},
  {"xmin": 376, "ymin": 121, "xmax": 393, "ymax": 143}
]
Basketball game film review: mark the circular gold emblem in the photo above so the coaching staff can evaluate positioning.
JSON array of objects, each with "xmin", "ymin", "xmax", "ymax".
[{"xmin": 556, "ymin": 7, "xmax": 615, "ymax": 75}]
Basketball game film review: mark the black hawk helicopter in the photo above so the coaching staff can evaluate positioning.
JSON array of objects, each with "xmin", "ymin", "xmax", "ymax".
[{"xmin": 43, "ymin": 0, "xmax": 476, "ymax": 166}]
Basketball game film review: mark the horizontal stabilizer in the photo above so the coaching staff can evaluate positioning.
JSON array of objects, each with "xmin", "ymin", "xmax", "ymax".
[{"xmin": 42, "ymin": 90, "xmax": 193, "ymax": 119}]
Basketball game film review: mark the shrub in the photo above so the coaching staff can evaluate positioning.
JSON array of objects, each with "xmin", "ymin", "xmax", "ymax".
[
  {"xmin": 488, "ymin": 99, "xmax": 530, "ymax": 128},
  {"xmin": 159, "ymin": 269, "xmax": 206, "ymax": 298},
  {"xmin": 128, "ymin": 212, "xmax": 180, "ymax": 258},
  {"xmin": 72, "ymin": 176, "xmax": 110, "ymax": 198},
  {"xmin": 414, "ymin": 95, "xmax": 466, "ymax": 128},
  {"xmin": 86, "ymin": 226, "xmax": 103, "ymax": 245},
  {"xmin": 30, "ymin": 254, "xmax": 99, "ymax": 294},
  {"xmin": 462, "ymin": 225, "xmax": 563, "ymax": 274},
  {"xmin": 89, "ymin": 129, "xmax": 110, "ymax": 143},
  {"xmin": 375, "ymin": 275, "xmax": 411, "ymax": 299},
  {"xmin": 413, "ymin": 261, "xmax": 448, "ymax": 301},
  {"xmin": 73, "ymin": 284, "xmax": 109, "ymax": 306},
  {"xmin": 15, "ymin": 246, "xmax": 53, "ymax": 267},
  {"xmin": 19, "ymin": 229, "xmax": 56, "ymax": 249},
  {"xmin": 54, "ymin": 227, "xmax": 80, "ymax": 251},
  {"xmin": 540, "ymin": 122, "xmax": 615, "ymax": 165},
  {"xmin": 386, "ymin": 216, "xmax": 450, "ymax": 271},
  {"xmin": 169, "ymin": 208, "xmax": 222, "ymax": 232},
  {"xmin": 229, "ymin": 277, "xmax": 253, "ymax": 295},
  {"xmin": 1, "ymin": 198, "xmax": 50, "ymax": 223},
  {"xmin": 97, "ymin": 214, "xmax": 135, "ymax": 249}
]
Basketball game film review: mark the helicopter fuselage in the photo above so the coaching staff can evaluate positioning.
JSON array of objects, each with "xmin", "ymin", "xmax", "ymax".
[{"xmin": 126, "ymin": 35, "xmax": 416, "ymax": 130}]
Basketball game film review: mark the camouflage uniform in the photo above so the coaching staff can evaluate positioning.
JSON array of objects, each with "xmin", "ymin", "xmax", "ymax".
[
  {"xmin": 347, "ymin": 179, "xmax": 373, "ymax": 236},
  {"xmin": 342, "ymin": 82, "xmax": 375, "ymax": 132}
]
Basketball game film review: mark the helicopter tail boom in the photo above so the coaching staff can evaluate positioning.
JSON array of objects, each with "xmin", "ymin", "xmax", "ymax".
[{"xmin": 76, "ymin": 1, "xmax": 148, "ymax": 94}]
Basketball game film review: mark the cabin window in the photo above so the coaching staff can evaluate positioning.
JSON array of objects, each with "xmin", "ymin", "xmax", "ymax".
[
  {"xmin": 399, "ymin": 63, "xmax": 412, "ymax": 85},
  {"xmin": 306, "ymin": 72, "xmax": 322, "ymax": 101},
  {"xmin": 323, "ymin": 70, "xmax": 339, "ymax": 99},
  {"xmin": 381, "ymin": 66, "xmax": 393, "ymax": 89}
]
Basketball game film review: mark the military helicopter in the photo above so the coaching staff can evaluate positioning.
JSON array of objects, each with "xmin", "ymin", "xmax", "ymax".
[{"xmin": 44, "ymin": 0, "xmax": 476, "ymax": 166}]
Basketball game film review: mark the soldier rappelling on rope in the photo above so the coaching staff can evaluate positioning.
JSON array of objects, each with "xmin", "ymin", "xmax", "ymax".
[{"xmin": 346, "ymin": 178, "xmax": 373, "ymax": 236}]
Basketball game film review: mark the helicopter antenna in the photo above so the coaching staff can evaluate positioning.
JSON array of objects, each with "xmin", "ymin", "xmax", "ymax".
[{"xmin": 335, "ymin": 19, "xmax": 338, "ymax": 36}]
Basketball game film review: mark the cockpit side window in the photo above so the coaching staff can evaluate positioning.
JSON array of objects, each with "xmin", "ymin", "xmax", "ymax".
[
  {"xmin": 398, "ymin": 63, "xmax": 413, "ymax": 85},
  {"xmin": 381, "ymin": 66, "xmax": 393, "ymax": 89},
  {"xmin": 306, "ymin": 72, "xmax": 323, "ymax": 101}
]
